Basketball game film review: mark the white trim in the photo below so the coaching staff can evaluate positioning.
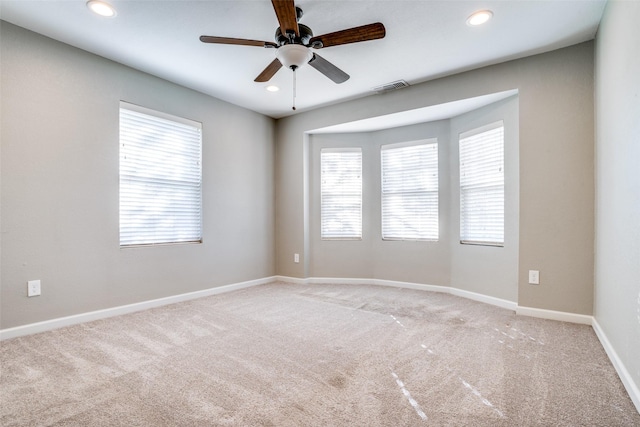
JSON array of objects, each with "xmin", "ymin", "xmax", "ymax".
[
  {"xmin": 450, "ymin": 287, "xmax": 517, "ymax": 311},
  {"xmin": 320, "ymin": 147, "xmax": 361, "ymax": 154},
  {"xmin": 273, "ymin": 275, "xmax": 308, "ymax": 285},
  {"xmin": 308, "ymin": 276, "xmax": 378, "ymax": 286},
  {"xmin": 381, "ymin": 138, "xmax": 438, "ymax": 151},
  {"xmin": 276, "ymin": 276, "xmax": 515, "ymax": 311},
  {"xmin": 1, "ymin": 276, "xmax": 595, "ymax": 339},
  {"xmin": 0, "ymin": 276, "xmax": 276, "ymax": 341},
  {"xmin": 120, "ymin": 101, "xmax": 201, "ymax": 129},
  {"xmin": 372, "ymin": 278, "xmax": 449, "ymax": 294},
  {"xmin": 6, "ymin": 275, "xmax": 636, "ymax": 415},
  {"xmin": 516, "ymin": 305, "xmax": 593, "ymax": 325},
  {"xmin": 592, "ymin": 318, "xmax": 640, "ymax": 414},
  {"xmin": 277, "ymin": 276, "xmax": 449, "ymax": 293}
]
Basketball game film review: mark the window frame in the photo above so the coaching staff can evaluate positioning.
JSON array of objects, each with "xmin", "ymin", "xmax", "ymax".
[
  {"xmin": 458, "ymin": 120, "xmax": 505, "ymax": 247},
  {"xmin": 380, "ymin": 139, "xmax": 439, "ymax": 241},
  {"xmin": 320, "ymin": 147, "xmax": 363, "ymax": 240},
  {"xmin": 119, "ymin": 101, "xmax": 203, "ymax": 248}
]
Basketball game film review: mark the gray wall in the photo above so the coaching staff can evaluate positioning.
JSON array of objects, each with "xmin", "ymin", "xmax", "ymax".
[
  {"xmin": 594, "ymin": 0, "xmax": 640, "ymax": 404},
  {"xmin": 306, "ymin": 95, "xmax": 519, "ymax": 304},
  {"xmin": 449, "ymin": 97, "xmax": 519, "ymax": 302},
  {"xmin": 1, "ymin": 23, "xmax": 276, "ymax": 329},
  {"xmin": 308, "ymin": 121, "xmax": 451, "ymax": 286},
  {"xmin": 1, "ymin": 21, "xmax": 598, "ymax": 329},
  {"xmin": 276, "ymin": 42, "xmax": 594, "ymax": 315},
  {"xmin": 371, "ymin": 122, "xmax": 452, "ymax": 287}
]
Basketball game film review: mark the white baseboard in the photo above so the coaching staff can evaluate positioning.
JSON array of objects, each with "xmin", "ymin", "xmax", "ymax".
[
  {"xmin": 307, "ymin": 276, "xmax": 450, "ymax": 294},
  {"xmin": 307, "ymin": 276, "xmax": 375, "ymax": 286},
  {"xmin": 5, "ymin": 275, "xmax": 636, "ymax": 414},
  {"xmin": 592, "ymin": 318, "xmax": 640, "ymax": 414},
  {"xmin": 0, "ymin": 276, "xmax": 276, "ymax": 341},
  {"xmin": 277, "ymin": 275, "xmax": 449, "ymax": 292},
  {"xmin": 273, "ymin": 275, "xmax": 309, "ymax": 285},
  {"xmin": 276, "ymin": 276, "xmax": 517, "ymax": 311},
  {"xmin": 372, "ymin": 278, "xmax": 451, "ymax": 294},
  {"xmin": 450, "ymin": 287, "xmax": 518, "ymax": 311},
  {"xmin": 0, "ymin": 275, "xmax": 595, "ymax": 334},
  {"xmin": 516, "ymin": 305, "xmax": 593, "ymax": 325}
]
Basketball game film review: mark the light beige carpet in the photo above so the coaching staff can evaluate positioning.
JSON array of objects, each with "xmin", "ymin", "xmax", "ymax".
[{"xmin": 1, "ymin": 282, "xmax": 638, "ymax": 426}]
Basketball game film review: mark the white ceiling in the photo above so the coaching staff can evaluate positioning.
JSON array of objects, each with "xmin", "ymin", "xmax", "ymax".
[{"xmin": 0, "ymin": 1, "xmax": 606, "ymax": 119}]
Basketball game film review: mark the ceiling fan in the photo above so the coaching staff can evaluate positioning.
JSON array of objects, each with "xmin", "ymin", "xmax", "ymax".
[{"xmin": 199, "ymin": 0, "xmax": 386, "ymax": 88}]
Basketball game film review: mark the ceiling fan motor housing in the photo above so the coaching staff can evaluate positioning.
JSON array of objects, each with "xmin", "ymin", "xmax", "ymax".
[{"xmin": 275, "ymin": 24, "xmax": 313, "ymax": 46}]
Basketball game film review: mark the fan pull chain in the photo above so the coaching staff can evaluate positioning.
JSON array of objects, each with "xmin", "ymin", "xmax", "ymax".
[{"xmin": 292, "ymin": 68, "xmax": 297, "ymax": 111}]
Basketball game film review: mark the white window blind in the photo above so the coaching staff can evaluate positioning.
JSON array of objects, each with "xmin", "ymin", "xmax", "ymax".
[
  {"xmin": 321, "ymin": 148, "xmax": 362, "ymax": 239},
  {"xmin": 119, "ymin": 102, "xmax": 202, "ymax": 247},
  {"xmin": 459, "ymin": 121, "xmax": 504, "ymax": 246},
  {"xmin": 381, "ymin": 140, "xmax": 438, "ymax": 240}
]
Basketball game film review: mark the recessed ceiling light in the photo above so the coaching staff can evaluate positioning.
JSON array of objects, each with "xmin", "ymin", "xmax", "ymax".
[
  {"xmin": 87, "ymin": 0, "xmax": 117, "ymax": 18},
  {"xmin": 467, "ymin": 10, "xmax": 493, "ymax": 26},
  {"xmin": 266, "ymin": 85, "xmax": 280, "ymax": 92}
]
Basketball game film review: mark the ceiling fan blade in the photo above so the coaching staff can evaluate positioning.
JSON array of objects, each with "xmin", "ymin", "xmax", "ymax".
[
  {"xmin": 271, "ymin": 0, "xmax": 299, "ymax": 38},
  {"xmin": 308, "ymin": 54, "xmax": 350, "ymax": 84},
  {"xmin": 200, "ymin": 36, "xmax": 277, "ymax": 48},
  {"xmin": 309, "ymin": 22, "xmax": 386, "ymax": 49},
  {"xmin": 255, "ymin": 58, "xmax": 283, "ymax": 82}
]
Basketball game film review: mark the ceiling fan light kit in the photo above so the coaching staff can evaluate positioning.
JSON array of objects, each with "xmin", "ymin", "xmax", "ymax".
[
  {"xmin": 276, "ymin": 44, "xmax": 313, "ymax": 70},
  {"xmin": 200, "ymin": 0, "xmax": 386, "ymax": 110}
]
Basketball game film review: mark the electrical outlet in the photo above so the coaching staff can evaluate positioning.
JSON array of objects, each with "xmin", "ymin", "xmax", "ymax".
[
  {"xmin": 27, "ymin": 280, "xmax": 41, "ymax": 297},
  {"xmin": 528, "ymin": 270, "xmax": 540, "ymax": 285},
  {"xmin": 294, "ymin": 253, "xmax": 300, "ymax": 263}
]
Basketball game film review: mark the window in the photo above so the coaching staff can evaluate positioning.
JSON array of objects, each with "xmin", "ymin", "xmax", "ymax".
[
  {"xmin": 320, "ymin": 148, "xmax": 362, "ymax": 239},
  {"xmin": 381, "ymin": 140, "xmax": 438, "ymax": 240},
  {"xmin": 119, "ymin": 102, "xmax": 202, "ymax": 246},
  {"xmin": 459, "ymin": 121, "xmax": 504, "ymax": 246}
]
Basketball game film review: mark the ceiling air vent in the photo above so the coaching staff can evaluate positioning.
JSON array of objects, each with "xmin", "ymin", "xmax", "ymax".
[{"xmin": 371, "ymin": 80, "xmax": 410, "ymax": 94}]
